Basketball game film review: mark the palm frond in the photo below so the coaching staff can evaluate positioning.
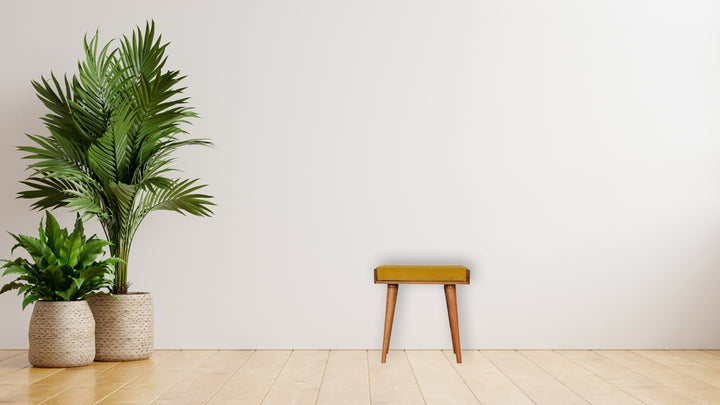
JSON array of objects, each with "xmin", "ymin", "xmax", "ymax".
[
  {"xmin": 145, "ymin": 178, "xmax": 214, "ymax": 216},
  {"xmin": 18, "ymin": 21, "xmax": 214, "ymax": 294},
  {"xmin": 86, "ymin": 104, "xmax": 136, "ymax": 184},
  {"xmin": 32, "ymin": 74, "xmax": 93, "ymax": 146},
  {"xmin": 18, "ymin": 177, "xmax": 78, "ymax": 210}
]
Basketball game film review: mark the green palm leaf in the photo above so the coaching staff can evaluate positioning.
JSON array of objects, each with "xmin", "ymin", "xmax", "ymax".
[{"xmin": 18, "ymin": 21, "xmax": 214, "ymax": 294}]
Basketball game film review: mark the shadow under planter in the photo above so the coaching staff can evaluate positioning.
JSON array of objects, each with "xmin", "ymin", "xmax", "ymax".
[
  {"xmin": 88, "ymin": 292, "xmax": 154, "ymax": 361},
  {"xmin": 29, "ymin": 300, "xmax": 95, "ymax": 368}
]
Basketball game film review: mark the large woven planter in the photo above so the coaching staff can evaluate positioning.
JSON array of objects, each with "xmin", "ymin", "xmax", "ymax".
[
  {"xmin": 88, "ymin": 293, "xmax": 154, "ymax": 361},
  {"xmin": 29, "ymin": 300, "xmax": 95, "ymax": 368}
]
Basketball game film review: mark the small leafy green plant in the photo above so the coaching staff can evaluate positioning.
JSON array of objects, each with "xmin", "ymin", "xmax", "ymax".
[{"xmin": 0, "ymin": 211, "xmax": 121, "ymax": 309}]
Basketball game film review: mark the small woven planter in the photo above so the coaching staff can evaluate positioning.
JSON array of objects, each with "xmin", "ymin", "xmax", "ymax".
[
  {"xmin": 28, "ymin": 301, "xmax": 95, "ymax": 368},
  {"xmin": 88, "ymin": 293, "xmax": 153, "ymax": 361}
]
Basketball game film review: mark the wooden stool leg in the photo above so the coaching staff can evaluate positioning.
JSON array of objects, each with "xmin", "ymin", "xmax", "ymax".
[
  {"xmin": 381, "ymin": 284, "xmax": 399, "ymax": 363},
  {"xmin": 444, "ymin": 284, "xmax": 462, "ymax": 363}
]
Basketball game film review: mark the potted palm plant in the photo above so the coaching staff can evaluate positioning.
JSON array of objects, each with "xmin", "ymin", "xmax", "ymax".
[
  {"xmin": 0, "ymin": 211, "xmax": 118, "ymax": 367},
  {"xmin": 16, "ymin": 21, "xmax": 214, "ymax": 360}
]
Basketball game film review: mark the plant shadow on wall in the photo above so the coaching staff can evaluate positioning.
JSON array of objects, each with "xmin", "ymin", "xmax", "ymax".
[{"xmin": 15, "ymin": 21, "xmax": 215, "ymax": 361}]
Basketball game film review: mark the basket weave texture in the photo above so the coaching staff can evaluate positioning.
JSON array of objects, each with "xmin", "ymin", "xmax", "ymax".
[
  {"xmin": 28, "ymin": 300, "xmax": 95, "ymax": 368},
  {"xmin": 88, "ymin": 293, "xmax": 154, "ymax": 361}
]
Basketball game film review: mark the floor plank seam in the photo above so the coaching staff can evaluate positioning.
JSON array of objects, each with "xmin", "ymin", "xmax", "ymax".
[
  {"xmin": 667, "ymin": 350, "xmax": 720, "ymax": 371},
  {"xmin": 0, "ymin": 353, "xmax": 35, "ymax": 379},
  {"xmin": 0, "ymin": 351, "xmax": 22, "ymax": 362},
  {"xmin": 8, "ymin": 350, "xmax": 720, "ymax": 404},
  {"xmin": 704, "ymin": 350, "xmax": 720, "ymax": 359},
  {"xmin": 605, "ymin": 350, "xmax": 693, "ymax": 376},
  {"xmin": 153, "ymin": 350, "xmax": 225, "ymax": 404},
  {"xmin": 556, "ymin": 350, "xmax": 650, "ymax": 405},
  {"xmin": 258, "ymin": 349, "xmax": 293, "ymax": 404},
  {"xmin": 516, "ymin": 350, "xmax": 592, "ymax": 405},
  {"xmin": 149, "ymin": 350, "xmax": 218, "ymax": 404},
  {"xmin": 620, "ymin": 349, "xmax": 717, "ymax": 400},
  {"xmin": 630, "ymin": 350, "xmax": 709, "ymax": 403},
  {"xmin": 595, "ymin": 350, "xmax": 713, "ymax": 404},
  {"xmin": 313, "ymin": 350, "xmax": 331, "ymax": 405},
  {"xmin": 0, "ymin": 352, "xmax": 28, "ymax": 367},
  {"xmin": 441, "ymin": 350, "xmax": 481, "ymax": 404},
  {"xmin": 203, "ymin": 349, "xmax": 256, "ymax": 404},
  {"xmin": 479, "ymin": 350, "xmax": 539, "ymax": 405},
  {"xmin": 92, "ymin": 350, "xmax": 184, "ymax": 404},
  {"xmin": 38, "ymin": 362, "xmax": 122, "ymax": 404},
  {"xmin": 404, "ymin": 350, "xmax": 428, "ymax": 405},
  {"xmin": 0, "ymin": 366, "xmax": 65, "ymax": 401},
  {"xmin": 630, "ymin": 350, "xmax": 720, "ymax": 392}
]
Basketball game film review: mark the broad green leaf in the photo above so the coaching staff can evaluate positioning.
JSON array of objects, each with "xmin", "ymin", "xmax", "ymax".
[
  {"xmin": 22, "ymin": 294, "xmax": 40, "ymax": 310},
  {"xmin": 1, "ymin": 264, "xmax": 30, "ymax": 277},
  {"xmin": 0, "ymin": 282, "xmax": 23, "ymax": 295},
  {"xmin": 57, "ymin": 283, "xmax": 78, "ymax": 301}
]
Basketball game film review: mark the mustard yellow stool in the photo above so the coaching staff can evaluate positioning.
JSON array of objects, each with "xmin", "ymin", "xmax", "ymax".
[{"xmin": 374, "ymin": 265, "xmax": 470, "ymax": 363}]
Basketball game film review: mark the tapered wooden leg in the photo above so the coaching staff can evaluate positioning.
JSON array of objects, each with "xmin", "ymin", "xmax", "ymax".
[
  {"xmin": 381, "ymin": 284, "xmax": 399, "ymax": 363},
  {"xmin": 444, "ymin": 284, "xmax": 462, "ymax": 363}
]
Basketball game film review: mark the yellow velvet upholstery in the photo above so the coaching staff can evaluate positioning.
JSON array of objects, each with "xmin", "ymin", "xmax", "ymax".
[{"xmin": 375, "ymin": 265, "xmax": 468, "ymax": 283}]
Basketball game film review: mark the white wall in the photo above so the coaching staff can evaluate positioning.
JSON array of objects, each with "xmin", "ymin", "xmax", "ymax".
[{"xmin": 1, "ymin": 0, "xmax": 720, "ymax": 349}]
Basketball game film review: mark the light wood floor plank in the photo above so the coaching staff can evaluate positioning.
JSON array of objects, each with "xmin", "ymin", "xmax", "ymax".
[
  {"xmin": 634, "ymin": 350, "xmax": 720, "ymax": 389},
  {"xmin": 0, "ymin": 362, "xmax": 116, "ymax": 404},
  {"xmin": 207, "ymin": 350, "xmax": 290, "ymax": 405},
  {"xmin": 560, "ymin": 350, "xmax": 696, "ymax": 405},
  {"xmin": 483, "ymin": 350, "xmax": 588, "ymax": 405},
  {"xmin": 0, "ymin": 354, "xmax": 35, "ymax": 379},
  {"xmin": 96, "ymin": 350, "xmax": 215, "ymax": 404},
  {"xmin": 0, "ymin": 352, "xmax": 25, "ymax": 363},
  {"xmin": 597, "ymin": 350, "xmax": 720, "ymax": 404},
  {"xmin": 443, "ymin": 350, "xmax": 533, "ymax": 405},
  {"xmin": 0, "ymin": 352, "xmax": 63, "ymax": 399},
  {"xmin": 154, "ymin": 350, "xmax": 252, "ymax": 405},
  {"xmin": 0, "ymin": 366, "xmax": 64, "ymax": 399},
  {"xmin": 316, "ymin": 350, "xmax": 370, "ymax": 405},
  {"xmin": 405, "ymin": 350, "xmax": 478, "ymax": 404},
  {"xmin": 670, "ymin": 351, "xmax": 720, "ymax": 370},
  {"xmin": 41, "ymin": 350, "xmax": 179, "ymax": 405},
  {"xmin": 261, "ymin": 350, "xmax": 329, "ymax": 405},
  {"xmin": 368, "ymin": 350, "xmax": 424, "ymax": 405},
  {"xmin": 3, "ymin": 349, "xmax": 720, "ymax": 404},
  {"xmin": 520, "ymin": 350, "xmax": 641, "ymax": 405}
]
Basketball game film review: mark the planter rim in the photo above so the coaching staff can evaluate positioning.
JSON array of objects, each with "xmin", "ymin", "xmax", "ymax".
[
  {"xmin": 34, "ymin": 300, "xmax": 91, "ymax": 304},
  {"xmin": 89, "ymin": 292, "xmax": 151, "ymax": 296},
  {"xmin": 114, "ymin": 292, "xmax": 151, "ymax": 295}
]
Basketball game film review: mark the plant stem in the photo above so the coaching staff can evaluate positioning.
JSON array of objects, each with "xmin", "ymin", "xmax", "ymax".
[{"xmin": 113, "ymin": 239, "xmax": 129, "ymax": 294}]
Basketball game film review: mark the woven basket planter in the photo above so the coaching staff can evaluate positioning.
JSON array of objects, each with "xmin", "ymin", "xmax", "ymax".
[
  {"xmin": 88, "ymin": 293, "xmax": 154, "ymax": 361},
  {"xmin": 28, "ymin": 301, "xmax": 95, "ymax": 368}
]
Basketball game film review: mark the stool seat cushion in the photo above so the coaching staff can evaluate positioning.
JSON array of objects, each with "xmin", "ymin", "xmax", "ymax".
[{"xmin": 375, "ymin": 265, "xmax": 469, "ymax": 283}]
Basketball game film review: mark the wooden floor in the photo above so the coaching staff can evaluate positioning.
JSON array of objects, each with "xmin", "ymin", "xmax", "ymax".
[{"xmin": 2, "ymin": 350, "xmax": 720, "ymax": 404}]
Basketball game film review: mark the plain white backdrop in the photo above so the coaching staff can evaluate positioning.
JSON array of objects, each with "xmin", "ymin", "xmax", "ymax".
[{"xmin": 1, "ymin": 0, "xmax": 720, "ymax": 349}]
